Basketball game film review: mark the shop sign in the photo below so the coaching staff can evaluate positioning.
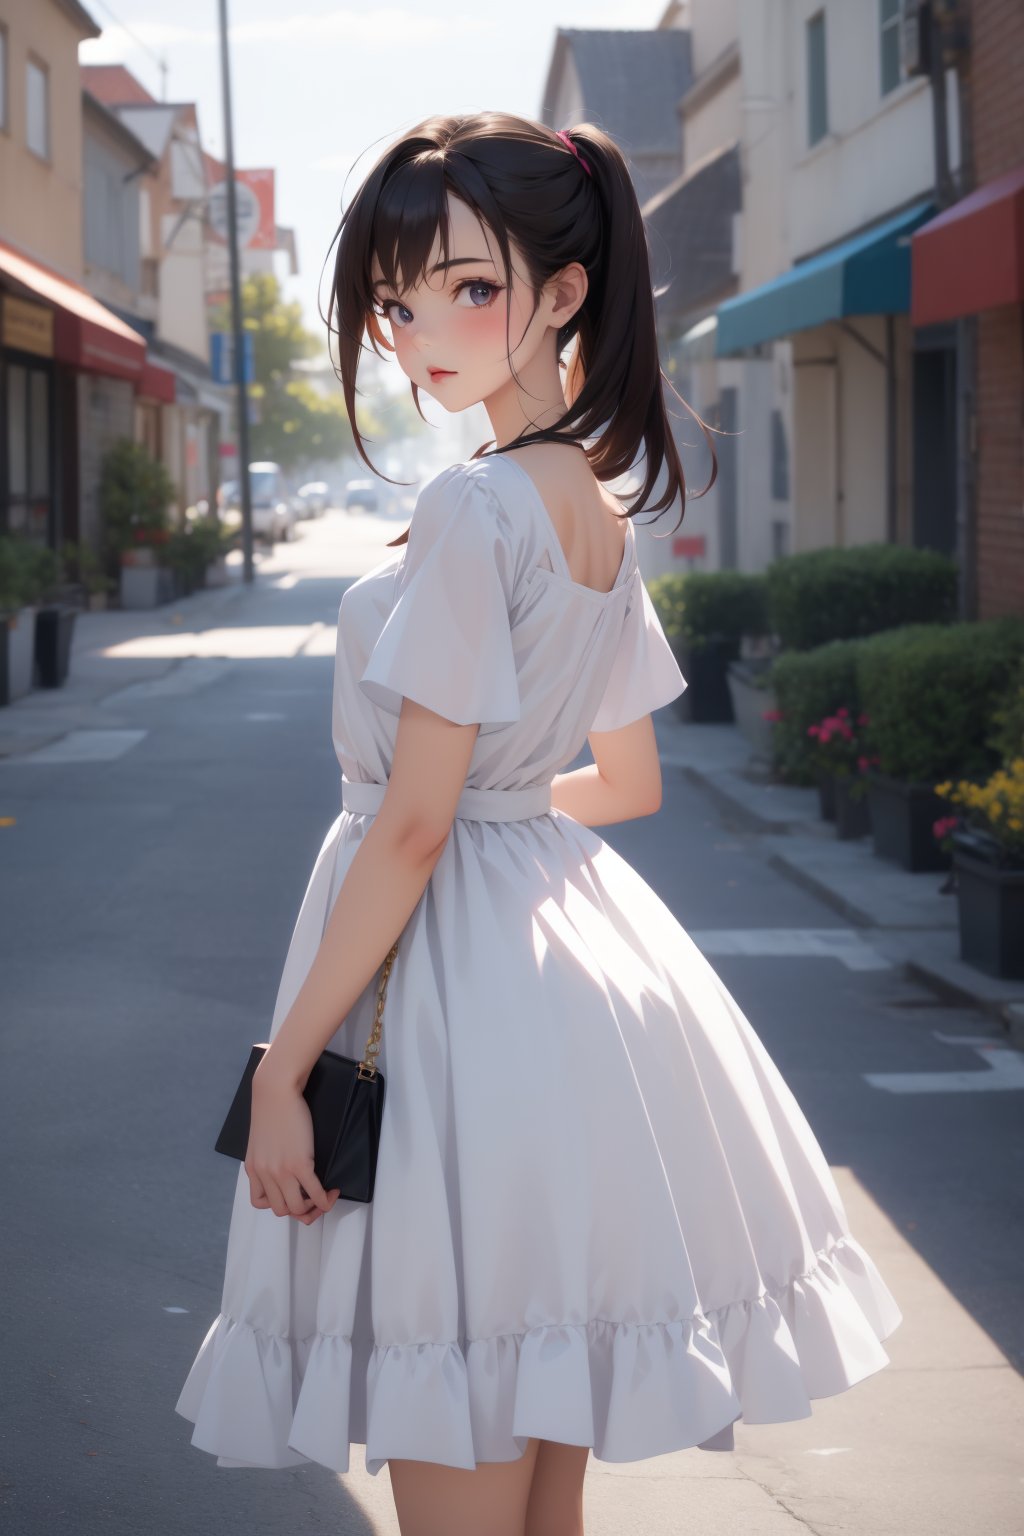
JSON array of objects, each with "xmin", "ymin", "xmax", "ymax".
[{"xmin": 2, "ymin": 294, "xmax": 54, "ymax": 357}]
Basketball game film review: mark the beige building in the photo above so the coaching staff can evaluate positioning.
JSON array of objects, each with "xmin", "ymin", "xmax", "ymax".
[
  {"xmin": 0, "ymin": 0, "xmax": 162, "ymax": 553},
  {"xmin": 716, "ymin": 0, "xmax": 960, "ymax": 564}
]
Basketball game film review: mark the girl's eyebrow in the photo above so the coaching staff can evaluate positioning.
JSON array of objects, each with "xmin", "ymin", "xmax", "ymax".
[{"xmin": 371, "ymin": 255, "xmax": 497, "ymax": 293}]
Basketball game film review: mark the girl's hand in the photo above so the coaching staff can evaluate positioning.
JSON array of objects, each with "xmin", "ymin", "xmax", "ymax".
[{"xmin": 245, "ymin": 1063, "xmax": 341, "ymax": 1225}]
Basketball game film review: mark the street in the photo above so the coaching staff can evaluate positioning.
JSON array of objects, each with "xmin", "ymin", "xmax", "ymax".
[{"xmin": 1, "ymin": 508, "xmax": 1022, "ymax": 1535}]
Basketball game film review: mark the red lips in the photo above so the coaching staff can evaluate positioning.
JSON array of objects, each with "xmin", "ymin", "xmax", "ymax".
[{"xmin": 427, "ymin": 368, "xmax": 456, "ymax": 379}]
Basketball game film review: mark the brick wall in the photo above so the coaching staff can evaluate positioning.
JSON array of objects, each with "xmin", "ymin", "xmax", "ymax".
[{"xmin": 971, "ymin": 0, "xmax": 1024, "ymax": 619}]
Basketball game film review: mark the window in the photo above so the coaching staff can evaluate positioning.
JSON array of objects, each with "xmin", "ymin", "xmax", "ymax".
[
  {"xmin": 770, "ymin": 409, "xmax": 790, "ymax": 501},
  {"xmin": 26, "ymin": 56, "xmax": 49, "ymax": 160},
  {"xmin": 806, "ymin": 11, "xmax": 828, "ymax": 147},
  {"xmin": 0, "ymin": 26, "xmax": 8, "ymax": 134},
  {"xmin": 880, "ymin": 0, "xmax": 906, "ymax": 94}
]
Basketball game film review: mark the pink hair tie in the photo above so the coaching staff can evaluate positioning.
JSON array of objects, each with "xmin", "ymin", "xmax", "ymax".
[{"xmin": 556, "ymin": 128, "xmax": 593, "ymax": 179}]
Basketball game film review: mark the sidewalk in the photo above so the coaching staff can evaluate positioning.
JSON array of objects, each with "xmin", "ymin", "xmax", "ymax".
[
  {"xmin": 653, "ymin": 710, "xmax": 1024, "ymax": 1046},
  {"xmin": 0, "ymin": 562, "xmax": 255, "ymax": 763}
]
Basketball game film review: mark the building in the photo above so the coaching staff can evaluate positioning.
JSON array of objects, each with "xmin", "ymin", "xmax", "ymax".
[
  {"xmin": 540, "ymin": 25, "xmax": 694, "ymax": 208},
  {"xmin": 0, "ymin": 0, "xmax": 160, "ymax": 551},
  {"xmin": 78, "ymin": 83, "xmax": 177, "ymax": 550},
  {"xmin": 714, "ymin": 1, "xmax": 960, "ymax": 572},
  {"xmin": 81, "ymin": 63, "xmax": 232, "ymax": 517},
  {"xmin": 909, "ymin": 0, "xmax": 1023, "ymax": 620},
  {"xmin": 641, "ymin": 0, "xmax": 781, "ymax": 579}
]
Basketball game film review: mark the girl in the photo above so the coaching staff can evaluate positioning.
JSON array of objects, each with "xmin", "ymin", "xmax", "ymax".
[{"xmin": 176, "ymin": 112, "xmax": 902, "ymax": 1536}]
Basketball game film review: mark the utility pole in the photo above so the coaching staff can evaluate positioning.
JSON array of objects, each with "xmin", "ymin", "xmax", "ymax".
[{"xmin": 216, "ymin": 0, "xmax": 254, "ymax": 583}]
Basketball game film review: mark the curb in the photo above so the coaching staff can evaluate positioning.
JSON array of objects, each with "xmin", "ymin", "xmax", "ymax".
[{"xmin": 656, "ymin": 717, "xmax": 1024, "ymax": 1047}]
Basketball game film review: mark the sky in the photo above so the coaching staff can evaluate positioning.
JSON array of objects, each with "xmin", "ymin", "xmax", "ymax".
[{"xmin": 80, "ymin": 0, "xmax": 665, "ymax": 354}]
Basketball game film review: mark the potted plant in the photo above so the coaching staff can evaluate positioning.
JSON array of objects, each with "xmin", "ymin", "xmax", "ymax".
[
  {"xmin": 64, "ymin": 539, "xmax": 117, "ymax": 611},
  {"xmin": 806, "ymin": 707, "xmax": 876, "ymax": 838},
  {"xmin": 648, "ymin": 571, "xmax": 769, "ymax": 725},
  {"xmin": 935, "ymin": 759, "xmax": 1024, "ymax": 979},
  {"xmin": 727, "ymin": 652, "xmax": 780, "ymax": 763},
  {"xmin": 98, "ymin": 438, "xmax": 179, "ymax": 609},
  {"xmin": 0, "ymin": 536, "xmax": 42, "ymax": 706},
  {"xmin": 855, "ymin": 619, "xmax": 1024, "ymax": 873},
  {"xmin": 29, "ymin": 543, "xmax": 79, "ymax": 690}
]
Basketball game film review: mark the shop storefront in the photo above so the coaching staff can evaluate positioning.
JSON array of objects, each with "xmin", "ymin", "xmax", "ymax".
[{"xmin": 0, "ymin": 237, "xmax": 147, "ymax": 552}]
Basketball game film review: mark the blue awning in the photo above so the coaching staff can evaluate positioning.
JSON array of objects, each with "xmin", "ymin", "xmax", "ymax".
[{"xmin": 715, "ymin": 199, "xmax": 936, "ymax": 356}]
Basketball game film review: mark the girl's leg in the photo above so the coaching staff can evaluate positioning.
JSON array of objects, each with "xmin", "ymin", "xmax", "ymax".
[
  {"xmin": 388, "ymin": 1437, "xmax": 542, "ymax": 1536},
  {"xmin": 524, "ymin": 1439, "xmax": 590, "ymax": 1536}
]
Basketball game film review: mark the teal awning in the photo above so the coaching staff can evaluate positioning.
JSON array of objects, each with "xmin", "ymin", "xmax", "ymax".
[{"xmin": 715, "ymin": 199, "xmax": 936, "ymax": 356}]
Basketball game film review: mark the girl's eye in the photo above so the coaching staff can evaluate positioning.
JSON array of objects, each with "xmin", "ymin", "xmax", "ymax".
[
  {"xmin": 455, "ymin": 279, "xmax": 503, "ymax": 309},
  {"xmin": 374, "ymin": 299, "xmax": 413, "ymax": 329}
]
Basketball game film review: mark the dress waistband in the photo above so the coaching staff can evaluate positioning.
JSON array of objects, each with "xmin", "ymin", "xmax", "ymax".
[{"xmin": 341, "ymin": 774, "xmax": 552, "ymax": 823}]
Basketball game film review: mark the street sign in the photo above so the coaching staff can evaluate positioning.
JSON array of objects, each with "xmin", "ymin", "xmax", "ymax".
[{"xmin": 210, "ymin": 330, "xmax": 254, "ymax": 385}]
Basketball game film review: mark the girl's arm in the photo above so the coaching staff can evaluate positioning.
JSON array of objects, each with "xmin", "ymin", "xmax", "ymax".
[
  {"xmin": 255, "ymin": 698, "xmax": 479, "ymax": 1096},
  {"xmin": 552, "ymin": 714, "xmax": 664, "ymax": 825}
]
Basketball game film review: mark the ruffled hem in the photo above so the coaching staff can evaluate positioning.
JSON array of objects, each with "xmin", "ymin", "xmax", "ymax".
[{"xmin": 175, "ymin": 1231, "xmax": 901, "ymax": 1477}]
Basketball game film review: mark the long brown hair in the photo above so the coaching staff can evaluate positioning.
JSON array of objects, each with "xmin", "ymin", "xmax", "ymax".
[{"xmin": 323, "ymin": 111, "xmax": 718, "ymax": 546}]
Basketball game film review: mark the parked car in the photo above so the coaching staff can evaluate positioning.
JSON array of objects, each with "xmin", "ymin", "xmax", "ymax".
[
  {"xmin": 296, "ymin": 480, "xmax": 330, "ymax": 517},
  {"xmin": 344, "ymin": 478, "xmax": 380, "ymax": 513},
  {"xmin": 248, "ymin": 462, "xmax": 294, "ymax": 543}
]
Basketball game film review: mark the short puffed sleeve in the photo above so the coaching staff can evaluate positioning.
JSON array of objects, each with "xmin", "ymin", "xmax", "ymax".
[
  {"xmin": 590, "ymin": 567, "xmax": 687, "ymax": 732},
  {"xmin": 358, "ymin": 465, "xmax": 521, "ymax": 730}
]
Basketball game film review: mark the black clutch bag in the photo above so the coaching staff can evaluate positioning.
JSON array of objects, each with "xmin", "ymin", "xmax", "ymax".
[{"xmin": 214, "ymin": 939, "xmax": 398, "ymax": 1204}]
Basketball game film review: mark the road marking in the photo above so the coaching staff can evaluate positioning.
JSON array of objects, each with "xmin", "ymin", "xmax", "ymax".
[
  {"xmin": 864, "ymin": 1037, "xmax": 1024, "ymax": 1093},
  {"xmin": 692, "ymin": 927, "xmax": 892, "ymax": 972},
  {"xmin": 0, "ymin": 729, "xmax": 147, "ymax": 764}
]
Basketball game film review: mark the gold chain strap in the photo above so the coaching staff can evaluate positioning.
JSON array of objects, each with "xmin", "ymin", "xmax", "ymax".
[{"xmin": 357, "ymin": 938, "xmax": 400, "ymax": 1080}]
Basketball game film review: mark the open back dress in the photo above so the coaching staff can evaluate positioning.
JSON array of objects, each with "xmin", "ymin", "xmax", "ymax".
[{"xmin": 175, "ymin": 452, "xmax": 902, "ymax": 1477}]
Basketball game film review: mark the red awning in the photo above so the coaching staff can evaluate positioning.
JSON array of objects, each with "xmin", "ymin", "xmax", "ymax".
[
  {"xmin": 911, "ymin": 162, "xmax": 1024, "ymax": 327},
  {"xmin": 0, "ymin": 237, "xmax": 146, "ymax": 381},
  {"xmin": 139, "ymin": 357, "xmax": 177, "ymax": 403}
]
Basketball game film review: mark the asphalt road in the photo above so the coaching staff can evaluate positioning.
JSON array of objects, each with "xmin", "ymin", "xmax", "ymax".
[{"xmin": 1, "ymin": 510, "xmax": 1021, "ymax": 1534}]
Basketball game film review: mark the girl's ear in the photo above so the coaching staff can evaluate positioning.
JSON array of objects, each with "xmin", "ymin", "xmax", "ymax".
[{"xmin": 546, "ymin": 261, "xmax": 588, "ymax": 331}]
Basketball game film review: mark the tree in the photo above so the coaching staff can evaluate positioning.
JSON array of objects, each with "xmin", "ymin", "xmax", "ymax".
[{"xmin": 208, "ymin": 273, "xmax": 354, "ymax": 471}]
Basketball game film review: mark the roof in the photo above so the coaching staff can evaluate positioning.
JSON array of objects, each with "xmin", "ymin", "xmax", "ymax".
[
  {"xmin": 644, "ymin": 142, "xmax": 742, "ymax": 323},
  {"xmin": 79, "ymin": 63, "xmax": 156, "ymax": 106},
  {"xmin": 55, "ymin": 0, "xmax": 101, "ymax": 40},
  {"xmin": 541, "ymin": 28, "xmax": 693, "ymax": 157}
]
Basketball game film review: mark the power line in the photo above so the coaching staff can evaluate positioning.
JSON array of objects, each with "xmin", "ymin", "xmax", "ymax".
[{"xmin": 86, "ymin": 0, "xmax": 169, "ymax": 96}]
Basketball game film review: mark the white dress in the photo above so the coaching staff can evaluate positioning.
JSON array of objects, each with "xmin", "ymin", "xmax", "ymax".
[{"xmin": 175, "ymin": 453, "xmax": 902, "ymax": 1477}]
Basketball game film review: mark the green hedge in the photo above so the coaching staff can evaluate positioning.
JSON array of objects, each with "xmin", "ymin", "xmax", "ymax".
[
  {"xmin": 989, "ymin": 653, "xmax": 1024, "ymax": 765},
  {"xmin": 647, "ymin": 571, "xmax": 770, "ymax": 652},
  {"xmin": 770, "ymin": 616, "xmax": 1024, "ymax": 786},
  {"xmin": 770, "ymin": 638, "xmax": 867, "ymax": 784},
  {"xmin": 765, "ymin": 543, "xmax": 957, "ymax": 650},
  {"xmin": 853, "ymin": 616, "xmax": 1024, "ymax": 783}
]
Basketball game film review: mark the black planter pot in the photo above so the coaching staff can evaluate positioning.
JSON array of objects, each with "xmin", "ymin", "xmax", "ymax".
[
  {"xmin": 816, "ymin": 768, "xmax": 837, "ymax": 822},
  {"xmin": 834, "ymin": 774, "xmax": 872, "ymax": 840},
  {"xmin": 34, "ymin": 605, "xmax": 78, "ymax": 689},
  {"xmin": 951, "ymin": 828, "xmax": 1024, "ymax": 979},
  {"xmin": 866, "ymin": 770, "xmax": 951, "ymax": 872},
  {"xmin": 671, "ymin": 636, "xmax": 740, "ymax": 724}
]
